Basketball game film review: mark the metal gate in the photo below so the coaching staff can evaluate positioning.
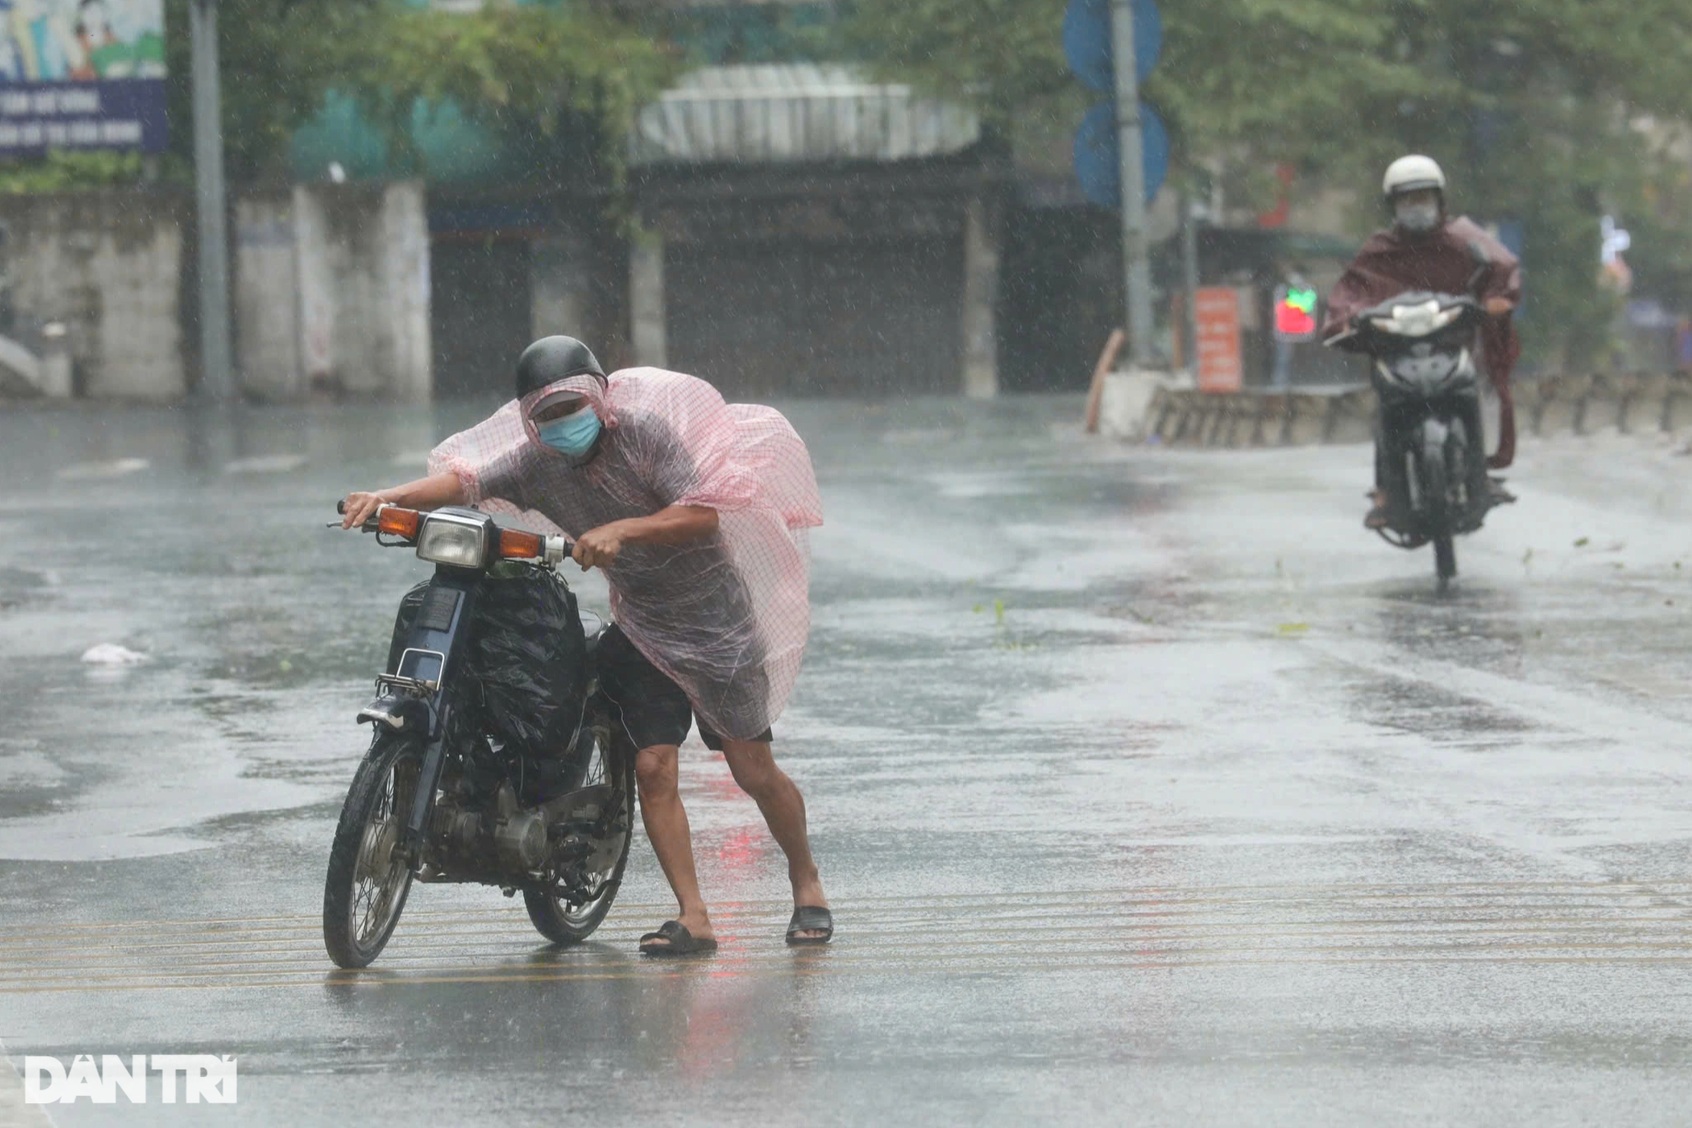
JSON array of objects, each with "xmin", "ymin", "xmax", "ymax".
[{"xmin": 666, "ymin": 237, "xmax": 962, "ymax": 399}]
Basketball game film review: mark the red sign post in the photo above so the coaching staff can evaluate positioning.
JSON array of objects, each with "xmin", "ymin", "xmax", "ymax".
[{"xmin": 1194, "ymin": 287, "xmax": 1244, "ymax": 394}]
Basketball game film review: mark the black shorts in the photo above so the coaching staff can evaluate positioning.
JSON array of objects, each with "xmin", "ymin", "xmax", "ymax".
[{"xmin": 595, "ymin": 625, "xmax": 773, "ymax": 751}]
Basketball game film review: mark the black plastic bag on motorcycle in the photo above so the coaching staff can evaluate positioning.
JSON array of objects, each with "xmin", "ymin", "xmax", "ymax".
[{"xmin": 387, "ymin": 568, "xmax": 587, "ymax": 758}]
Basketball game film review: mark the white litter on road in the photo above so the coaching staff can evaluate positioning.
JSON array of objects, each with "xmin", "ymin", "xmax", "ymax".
[
  {"xmin": 79, "ymin": 643, "xmax": 149, "ymax": 666},
  {"xmin": 55, "ymin": 457, "xmax": 149, "ymax": 481}
]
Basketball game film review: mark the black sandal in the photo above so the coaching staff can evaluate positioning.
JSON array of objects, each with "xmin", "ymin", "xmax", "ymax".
[
  {"xmin": 786, "ymin": 905, "xmax": 834, "ymax": 946},
  {"xmin": 639, "ymin": 920, "xmax": 718, "ymax": 958}
]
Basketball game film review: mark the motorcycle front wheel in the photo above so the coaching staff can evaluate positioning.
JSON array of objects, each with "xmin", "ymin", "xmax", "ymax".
[
  {"xmin": 1414, "ymin": 420, "xmax": 1459, "ymax": 590},
  {"xmin": 1433, "ymin": 534, "xmax": 1457, "ymax": 588},
  {"xmin": 323, "ymin": 732, "xmax": 421, "ymax": 969},
  {"xmin": 524, "ymin": 721, "xmax": 635, "ymax": 945}
]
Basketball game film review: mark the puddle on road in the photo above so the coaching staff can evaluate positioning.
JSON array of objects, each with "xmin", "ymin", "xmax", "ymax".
[
  {"xmin": 0, "ymin": 566, "xmax": 54, "ymax": 614},
  {"xmin": 1336, "ymin": 668, "xmax": 1536, "ymax": 744}
]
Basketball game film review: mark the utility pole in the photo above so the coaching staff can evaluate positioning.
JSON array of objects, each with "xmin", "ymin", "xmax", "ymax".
[
  {"xmin": 1181, "ymin": 193, "xmax": 1201, "ymax": 375},
  {"xmin": 191, "ymin": 0, "xmax": 233, "ymax": 402},
  {"xmin": 1109, "ymin": 0, "xmax": 1154, "ymax": 367}
]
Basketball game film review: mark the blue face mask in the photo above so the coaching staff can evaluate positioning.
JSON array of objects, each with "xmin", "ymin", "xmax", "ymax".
[{"xmin": 537, "ymin": 404, "xmax": 602, "ymax": 458}]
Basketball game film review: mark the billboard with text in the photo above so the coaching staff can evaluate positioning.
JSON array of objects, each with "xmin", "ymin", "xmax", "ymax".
[{"xmin": 0, "ymin": 0, "xmax": 167, "ymax": 155}]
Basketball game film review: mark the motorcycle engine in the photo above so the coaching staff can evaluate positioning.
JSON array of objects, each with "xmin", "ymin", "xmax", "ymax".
[{"xmin": 428, "ymin": 779, "xmax": 551, "ymax": 878}]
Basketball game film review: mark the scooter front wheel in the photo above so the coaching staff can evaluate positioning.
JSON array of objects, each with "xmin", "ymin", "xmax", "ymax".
[
  {"xmin": 1434, "ymin": 535, "xmax": 1457, "ymax": 589},
  {"xmin": 323, "ymin": 732, "xmax": 421, "ymax": 969}
]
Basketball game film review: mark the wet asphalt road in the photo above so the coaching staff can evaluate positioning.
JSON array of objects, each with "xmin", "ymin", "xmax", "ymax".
[{"xmin": 2, "ymin": 396, "xmax": 1692, "ymax": 1126}]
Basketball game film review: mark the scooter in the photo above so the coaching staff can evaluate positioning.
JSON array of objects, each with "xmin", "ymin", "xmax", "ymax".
[{"xmin": 322, "ymin": 503, "xmax": 633, "ymax": 969}]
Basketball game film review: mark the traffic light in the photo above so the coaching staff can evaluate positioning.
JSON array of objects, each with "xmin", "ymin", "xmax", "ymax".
[{"xmin": 1275, "ymin": 284, "xmax": 1319, "ymax": 340}]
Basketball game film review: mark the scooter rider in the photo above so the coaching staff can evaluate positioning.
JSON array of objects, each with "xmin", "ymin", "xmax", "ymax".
[
  {"xmin": 340, "ymin": 337, "xmax": 833, "ymax": 955},
  {"xmin": 1323, "ymin": 155, "xmax": 1522, "ymax": 531}
]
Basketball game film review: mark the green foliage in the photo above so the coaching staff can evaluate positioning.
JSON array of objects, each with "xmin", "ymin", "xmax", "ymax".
[
  {"xmin": 847, "ymin": 0, "xmax": 1072, "ymax": 129},
  {"xmin": 164, "ymin": 0, "xmax": 677, "ymax": 187},
  {"xmin": 850, "ymin": 0, "xmax": 1692, "ymax": 368},
  {"xmin": 632, "ymin": 1, "xmax": 841, "ymax": 68},
  {"xmin": 163, "ymin": 0, "xmax": 379, "ymax": 183},
  {"xmin": 9, "ymin": 0, "xmax": 677, "ymax": 197},
  {"xmin": 0, "ymin": 152, "xmax": 144, "ymax": 194},
  {"xmin": 331, "ymin": 2, "xmax": 678, "ymax": 186}
]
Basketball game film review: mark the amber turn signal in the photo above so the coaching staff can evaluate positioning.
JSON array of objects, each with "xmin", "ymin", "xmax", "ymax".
[
  {"xmin": 377, "ymin": 507, "xmax": 422, "ymax": 539},
  {"xmin": 498, "ymin": 528, "xmax": 544, "ymax": 559}
]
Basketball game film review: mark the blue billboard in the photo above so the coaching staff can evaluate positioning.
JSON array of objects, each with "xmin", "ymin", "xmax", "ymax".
[{"xmin": 0, "ymin": 0, "xmax": 167, "ymax": 155}]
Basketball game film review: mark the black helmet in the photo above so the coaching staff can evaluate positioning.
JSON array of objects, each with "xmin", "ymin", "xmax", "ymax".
[{"xmin": 514, "ymin": 336, "xmax": 605, "ymax": 399}]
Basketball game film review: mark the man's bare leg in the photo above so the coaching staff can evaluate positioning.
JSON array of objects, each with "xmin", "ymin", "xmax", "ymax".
[
  {"xmin": 719, "ymin": 739, "xmax": 830, "ymax": 939},
  {"xmin": 634, "ymin": 744, "xmax": 714, "ymax": 946}
]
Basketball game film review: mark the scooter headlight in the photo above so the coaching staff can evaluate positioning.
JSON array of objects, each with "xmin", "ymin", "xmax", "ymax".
[{"xmin": 416, "ymin": 512, "xmax": 488, "ymax": 568}]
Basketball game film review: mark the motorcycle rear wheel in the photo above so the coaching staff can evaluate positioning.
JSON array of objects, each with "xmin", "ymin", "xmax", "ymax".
[
  {"xmin": 524, "ymin": 722, "xmax": 635, "ymax": 945},
  {"xmin": 323, "ymin": 732, "xmax": 421, "ymax": 969}
]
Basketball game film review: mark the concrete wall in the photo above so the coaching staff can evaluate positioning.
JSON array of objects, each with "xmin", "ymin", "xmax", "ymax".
[
  {"xmin": 0, "ymin": 190, "xmax": 187, "ymax": 400},
  {"xmin": 628, "ymin": 227, "xmax": 667, "ymax": 369},
  {"xmin": 234, "ymin": 193, "xmax": 302, "ymax": 400},
  {"xmin": 531, "ymin": 226, "xmax": 628, "ymax": 369},
  {"xmin": 236, "ymin": 181, "xmax": 432, "ymax": 403}
]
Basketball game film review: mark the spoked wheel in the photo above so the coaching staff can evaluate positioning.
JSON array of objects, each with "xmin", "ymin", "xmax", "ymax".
[
  {"xmin": 323, "ymin": 732, "xmax": 421, "ymax": 969},
  {"xmin": 524, "ymin": 719, "xmax": 635, "ymax": 945}
]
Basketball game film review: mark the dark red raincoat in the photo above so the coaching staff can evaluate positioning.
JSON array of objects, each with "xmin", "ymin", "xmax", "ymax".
[{"xmin": 1323, "ymin": 217, "xmax": 1523, "ymax": 468}]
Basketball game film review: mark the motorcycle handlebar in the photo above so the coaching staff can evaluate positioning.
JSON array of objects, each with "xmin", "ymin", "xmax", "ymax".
[
  {"xmin": 331, "ymin": 499, "xmax": 382, "ymax": 533},
  {"xmin": 332, "ymin": 500, "xmax": 573, "ymax": 564}
]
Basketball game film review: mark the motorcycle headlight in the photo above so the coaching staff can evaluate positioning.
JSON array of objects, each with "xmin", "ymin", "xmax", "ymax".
[
  {"xmin": 1376, "ymin": 301, "xmax": 1462, "ymax": 338},
  {"xmin": 416, "ymin": 513, "xmax": 488, "ymax": 568}
]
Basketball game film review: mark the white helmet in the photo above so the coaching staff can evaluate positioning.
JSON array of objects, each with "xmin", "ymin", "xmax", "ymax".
[{"xmin": 1382, "ymin": 154, "xmax": 1446, "ymax": 200}]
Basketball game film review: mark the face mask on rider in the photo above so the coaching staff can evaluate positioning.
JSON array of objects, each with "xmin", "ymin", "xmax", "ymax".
[
  {"xmin": 537, "ymin": 403, "xmax": 602, "ymax": 459},
  {"xmin": 1395, "ymin": 199, "xmax": 1441, "ymax": 235}
]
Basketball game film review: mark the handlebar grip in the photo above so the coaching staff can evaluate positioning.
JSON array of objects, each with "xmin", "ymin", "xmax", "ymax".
[{"xmin": 336, "ymin": 500, "xmax": 347, "ymax": 515}]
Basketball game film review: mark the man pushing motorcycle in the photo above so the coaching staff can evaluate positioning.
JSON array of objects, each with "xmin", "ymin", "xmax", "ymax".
[
  {"xmin": 1323, "ymin": 155, "xmax": 1523, "ymax": 531},
  {"xmin": 340, "ymin": 337, "xmax": 832, "ymax": 955}
]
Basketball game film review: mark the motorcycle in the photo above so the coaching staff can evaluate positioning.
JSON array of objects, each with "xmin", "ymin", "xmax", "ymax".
[
  {"xmin": 1329, "ymin": 289, "xmax": 1503, "ymax": 590},
  {"xmin": 322, "ymin": 502, "xmax": 634, "ymax": 969}
]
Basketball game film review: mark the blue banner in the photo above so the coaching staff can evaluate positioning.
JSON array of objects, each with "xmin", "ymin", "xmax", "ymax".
[{"xmin": 0, "ymin": 79, "xmax": 166, "ymax": 154}]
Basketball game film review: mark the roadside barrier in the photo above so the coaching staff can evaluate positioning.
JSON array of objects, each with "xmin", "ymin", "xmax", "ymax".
[
  {"xmin": 1118, "ymin": 371, "xmax": 1692, "ymax": 448},
  {"xmin": 1139, "ymin": 384, "xmax": 1374, "ymax": 447}
]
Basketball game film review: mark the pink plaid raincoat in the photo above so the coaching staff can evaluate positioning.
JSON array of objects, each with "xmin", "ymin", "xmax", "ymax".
[{"xmin": 428, "ymin": 368, "xmax": 823, "ymax": 741}]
